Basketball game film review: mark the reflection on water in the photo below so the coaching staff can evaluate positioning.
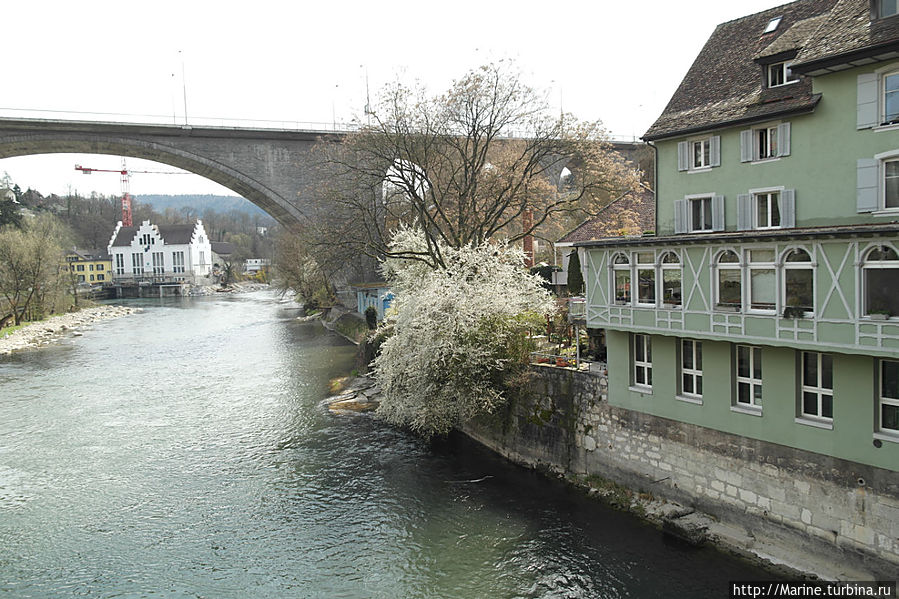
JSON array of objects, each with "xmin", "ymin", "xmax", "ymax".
[{"xmin": 0, "ymin": 291, "xmax": 773, "ymax": 597}]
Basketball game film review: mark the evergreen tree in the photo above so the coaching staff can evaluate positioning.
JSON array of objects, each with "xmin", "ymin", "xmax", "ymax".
[{"xmin": 567, "ymin": 250, "xmax": 584, "ymax": 296}]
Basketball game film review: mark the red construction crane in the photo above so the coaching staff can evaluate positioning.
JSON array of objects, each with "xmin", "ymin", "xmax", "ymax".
[{"xmin": 74, "ymin": 158, "xmax": 188, "ymax": 227}]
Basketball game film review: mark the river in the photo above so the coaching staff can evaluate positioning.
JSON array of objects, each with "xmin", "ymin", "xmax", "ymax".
[{"xmin": 0, "ymin": 292, "xmax": 775, "ymax": 598}]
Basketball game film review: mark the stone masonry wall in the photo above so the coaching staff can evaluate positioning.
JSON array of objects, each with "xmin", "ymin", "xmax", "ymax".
[{"xmin": 463, "ymin": 365, "xmax": 899, "ymax": 580}]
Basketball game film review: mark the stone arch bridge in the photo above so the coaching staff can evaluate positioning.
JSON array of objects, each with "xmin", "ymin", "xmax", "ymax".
[{"xmin": 0, "ymin": 118, "xmax": 643, "ymax": 230}]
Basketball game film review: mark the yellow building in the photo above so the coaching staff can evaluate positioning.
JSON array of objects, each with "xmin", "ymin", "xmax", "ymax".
[{"xmin": 65, "ymin": 248, "xmax": 113, "ymax": 286}]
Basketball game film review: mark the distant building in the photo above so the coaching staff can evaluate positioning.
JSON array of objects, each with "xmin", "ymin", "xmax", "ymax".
[
  {"xmin": 244, "ymin": 258, "xmax": 270, "ymax": 274},
  {"xmin": 107, "ymin": 220, "xmax": 212, "ymax": 285},
  {"xmin": 352, "ymin": 283, "xmax": 394, "ymax": 322},
  {"xmin": 64, "ymin": 248, "xmax": 112, "ymax": 286}
]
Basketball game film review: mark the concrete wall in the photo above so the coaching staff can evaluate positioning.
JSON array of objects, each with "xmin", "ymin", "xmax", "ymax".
[{"xmin": 464, "ymin": 365, "xmax": 899, "ymax": 579}]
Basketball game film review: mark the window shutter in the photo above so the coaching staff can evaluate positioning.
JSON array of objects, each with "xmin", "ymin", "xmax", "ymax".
[
  {"xmin": 740, "ymin": 130, "xmax": 753, "ymax": 162},
  {"xmin": 776, "ymin": 122, "xmax": 791, "ymax": 157},
  {"xmin": 712, "ymin": 195, "xmax": 725, "ymax": 232},
  {"xmin": 780, "ymin": 189, "xmax": 796, "ymax": 228},
  {"xmin": 857, "ymin": 158, "xmax": 879, "ymax": 212},
  {"xmin": 710, "ymin": 135, "xmax": 721, "ymax": 167},
  {"xmin": 674, "ymin": 199, "xmax": 688, "ymax": 234},
  {"xmin": 857, "ymin": 73, "xmax": 878, "ymax": 129},
  {"xmin": 677, "ymin": 141, "xmax": 689, "ymax": 171},
  {"xmin": 737, "ymin": 194, "xmax": 752, "ymax": 230}
]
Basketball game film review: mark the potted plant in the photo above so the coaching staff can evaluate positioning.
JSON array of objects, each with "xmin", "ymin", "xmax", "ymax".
[
  {"xmin": 782, "ymin": 305, "xmax": 806, "ymax": 319},
  {"xmin": 868, "ymin": 309, "xmax": 891, "ymax": 321}
]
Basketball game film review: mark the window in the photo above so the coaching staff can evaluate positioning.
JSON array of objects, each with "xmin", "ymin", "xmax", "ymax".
[
  {"xmin": 735, "ymin": 345, "xmax": 763, "ymax": 409},
  {"xmin": 636, "ymin": 252, "xmax": 655, "ymax": 305},
  {"xmin": 801, "ymin": 352, "xmax": 833, "ymax": 421},
  {"xmin": 132, "ymin": 254, "xmax": 143, "ymax": 275},
  {"xmin": 764, "ymin": 16, "xmax": 782, "ymax": 33},
  {"xmin": 76, "ymin": 264, "xmax": 85, "ymax": 272},
  {"xmin": 767, "ymin": 62, "xmax": 797, "ymax": 88},
  {"xmin": 89, "ymin": 275, "xmax": 94, "ymax": 282},
  {"xmin": 677, "ymin": 136, "xmax": 720, "ymax": 171},
  {"xmin": 877, "ymin": 0, "xmax": 899, "ymax": 18},
  {"xmin": 139, "ymin": 233, "xmax": 154, "ymax": 247},
  {"xmin": 173, "ymin": 251, "xmax": 185, "ymax": 274},
  {"xmin": 862, "ymin": 245, "xmax": 899, "ymax": 317},
  {"xmin": 738, "ymin": 189, "xmax": 795, "ymax": 230},
  {"xmin": 690, "ymin": 196, "xmax": 713, "ymax": 231},
  {"xmin": 97, "ymin": 274, "xmax": 105, "ymax": 281},
  {"xmin": 661, "ymin": 252, "xmax": 682, "ymax": 306},
  {"xmin": 857, "ymin": 67, "xmax": 899, "ymax": 128},
  {"xmin": 612, "ymin": 253, "xmax": 630, "ymax": 304},
  {"xmin": 77, "ymin": 275, "xmax": 85, "ymax": 283},
  {"xmin": 680, "ymin": 339, "xmax": 703, "ymax": 399},
  {"xmin": 200, "ymin": 251, "xmax": 206, "ymax": 266},
  {"xmin": 740, "ymin": 123, "xmax": 791, "ymax": 161},
  {"xmin": 755, "ymin": 191, "xmax": 781, "ymax": 229},
  {"xmin": 674, "ymin": 194, "xmax": 724, "ymax": 234},
  {"xmin": 880, "ymin": 360, "xmax": 899, "ymax": 434},
  {"xmin": 783, "ymin": 248, "xmax": 814, "ymax": 315},
  {"xmin": 758, "ymin": 126, "xmax": 778, "ymax": 159},
  {"xmin": 716, "ymin": 250, "xmax": 742, "ymax": 310},
  {"xmin": 89, "ymin": 264, "xmax": 94, "ymax": 271},
  {"xmin": 886, "ymin": 158, "xmax": 899, "ymax": 208},
  {"xmin": 115, "ymin": 254, "xmax": 124, "ymax": 275},
  {"xmin": 632, "ymin": 334, "xmax": 652, "ymax": 389},
  {"xmin": 152, "ymin": 252, "xmax": 164, "ymax": 275},
  {"xmin": 97, "ymin": 264, "xmax": 104, "ymax": 271},
  {"xmin": 748, "ymin": 249, "xmax": 776, "ymax": 312},
  {"xmin": 885, "ymin": 72, "xmax": 899, "ymax": 123}
]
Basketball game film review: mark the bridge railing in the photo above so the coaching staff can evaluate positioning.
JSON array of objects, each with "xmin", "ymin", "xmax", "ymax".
[{"xmin": 0, "ymin": 107, "xmax": 643, "ymax": 141}]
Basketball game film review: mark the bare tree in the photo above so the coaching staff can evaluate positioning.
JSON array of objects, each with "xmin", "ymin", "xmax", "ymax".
[{"xmin": 310, "ymin": 62, "xmax": 641, "ymax": 268}]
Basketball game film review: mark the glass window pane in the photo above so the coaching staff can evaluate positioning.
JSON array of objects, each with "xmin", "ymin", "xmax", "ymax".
[
  {"xmin": 646, "ymin": 368, "xmax": 652, "ymax": 387},
  {"xmin": 718, "ymin": 251, "xmax": 740, "ymax": 264},
  {"xmin": 771, "ymin": 195, "xmax": 781, "ymax": 226},
  {"xmin": 696, "ymin": 376, "xmax": 702, "ymax": 396},
  {"xmin": 663, "ymin": 269, "xmax": 682, "ymax": 305},
  {"xmin": 866, "ymin": 269, "xmax": 899, "ymax": 315},
  {"xmin": 803, "ymin": 352, "xmax": 817, "ymax": 387},
  {"xmin": 635, "ymin": 334, "xmax": 644, "ymax": 360},
  {"xmin": 750, "ymin": 268, "xmax": 776, "ymax": 309},
  {"xmin": 753, "ymin": 348, "xmax": 762, "ymax": 379},
  {"xmin": 719, "ymin": 269, "xmax": 742, "ymax": 306},
  {"xmin": 785, "ymin": 249, "xmax": 811, "ymax": 262},
  {"xmin": 757, "ymin": 195, "xmax": 768, "ymax": 226},
  {"xmin": 882, "ymin": 360, "xmax": 899, "ymax": 399},
  {"xmin": 695, "ymin": 342, "xmax": 702, "ymax": 370},
  {"xmin": 886, "ymin": 161, "xmax": 899, "ymax": 208},
  {"xmin": 803, "ymin": 392, "xmax": 818, "ymax": 415},
  {"xmin": 683, "ymin": 340, "xmax": 694, "ymax": 369},
  {"xmin": 738, "ymin": 382, "xmax": 750, "ymax": 404},
  {"xmin": 693, "ymin": 142, "xmax": 703, "ymax": 167},
  {"xmin": 822, "ymin": 394, "xmax": 833, "ymax": 419},
  {"xmin": 821, "ymin": 354, "xmax": 833, "ymax": 390},
  {"xmin": 691, "ymin": 198, "xmax": 705, "ymax": 230},
  {"xmin": 636, "ymin": 368, "xmax": 645, "ymax": 386},
  {"xmin": 753, "ymin": 383, "xmax": 763, "ymax": 405},
  {"xmin": 645, "ymin": 337, "xmax": 651, "ymax": 362},
  {"xmin": 738, "ymin": 346, "xmax": 750, "ymax": 377},
  {"xmin": 769, "ymin": 128, "xmax": 778, "ymax": 156},
  {"xmin": 638, "ymin": 269, "xmax": 656, "ymax": 303},
  {"xmin": 785, "ymin": 269, "xmax": 814, "ymax": 311},
  {"xmin": 683, "ymin": 374, "xmax": 693, "ymax": 394},
  {"xmin": 615, "ymin": 270, "xmax": 630, "ymax": 302},
  {"xmin": 881, "ymin": 404, "xmax": 899, "ymax": 431}
]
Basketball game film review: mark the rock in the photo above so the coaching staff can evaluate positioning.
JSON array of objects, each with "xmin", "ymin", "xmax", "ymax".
[
  {"xmin": 328, "ymin": 397, "xmax": 379, "ymax": 413},
  {"xmin": 662, "ymin": 512, "xmax": 710, "ymax": 546}
]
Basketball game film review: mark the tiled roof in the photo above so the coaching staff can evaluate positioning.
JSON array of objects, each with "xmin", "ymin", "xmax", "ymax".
[
  {"xmin": 211, "ymin": 241, "xmax": 236, "ymax": 256},
  {"xmin": 792, "ymin": 0, "xmax": 899, "ymax": 72},
  {"xmin": 69, "ymin": 248, "xmax": 110, "ymax": 260},
  {"xmin": 556, "ymin": 188, "xmax": 655, "ymax": 244},
  {"xmin": 110, "ymin": 223, "xmax": 198, "ymax": 247},
  {"xmin": 644, "ymin": 0, "xmax": 838, "ymax": 141}
]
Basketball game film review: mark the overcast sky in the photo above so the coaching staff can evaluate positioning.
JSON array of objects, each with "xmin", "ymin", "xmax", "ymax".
[{"xmin": 1, "ymin": 0, "xmax": 789, "ymax": 197}]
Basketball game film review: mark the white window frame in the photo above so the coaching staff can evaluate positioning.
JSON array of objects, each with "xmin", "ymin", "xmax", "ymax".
[
  {"xmin": 715, "ymin": 250, "xmax": 742, "ymax": 311},
  {"xmin": 799, "ymin": 351, "xmax": 833, "ymax": 425},
  {"xmin": 131, "ymin": 253, "xmax": 143, "ymax": 276},
  {"xmin": 747, "ymin": 248, "xmax": 777, "ymax": 314},
  {"xmin": 688, "ymin": 194, "xmax": 714, "ymax": 232},
  {"xmin": 753, "ymin": 189, "xmax": 783, "ymax": 229},
  {"xmin": 861, "ymin": 244, "xmax": 899, "ymax": 318},
  {"xmin": 882, "ymin": 153, "xmax": 899, "ymax": 210},
  {"xmin": 632, "ymin": 333, "xmax": 652, "ymax": 391},
  {"xmin": 877, "ymin": 0, "xmax": 899, "ymax": 17},
  {"xmin": 757, "ymin": 125, "xmax": 779, "ymax": 160},
  {"xmin": 878, "ymin": 359, "xmax": 899, "ymax": 438},
  {"xmin": 173, "ymin": 251, "xmax": 185, "ymax": 274},
  {"xmin": 690, "ymin": 137, "xmax": 712, "ymax": 170},
  {"xmin": 115, "ymin": 253, "xmax": 124, "ymax": 275},
  {"xmin": 734, "ymin": 345, "xmax": 763, "ymax": 413},
  {"xmin": 767, "ymin": 62, "xmax": 798, "ymax": 88},
  {"xmin": 884, "ymin": 70, "xmax": 899, "ymax": 125},
  {"xmin": 679, "ymin": 339, "xmax": 703, "ymax": 402},
  {"xmin": 660, "ymin": 252, "xmax": 682, "ymax": 307},
  {"xmin": 611, "ymin": 253, "xmax": 630, "ymax": 305},
  {"xmin": 635, "ymin": 251, "xmax": 656, "ymax": 306},
  {"xmin": 782, "ymin": 247, "xmax": 815, "ymax": 317},
  {"xmin": 152, "ymin": 251, "xmax": 164, "ymax": 275}
]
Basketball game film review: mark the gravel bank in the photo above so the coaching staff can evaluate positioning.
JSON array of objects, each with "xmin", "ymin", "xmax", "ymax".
[{"xmin": 0, "ymin": 305, "xmax": 139, "ymax": 355}]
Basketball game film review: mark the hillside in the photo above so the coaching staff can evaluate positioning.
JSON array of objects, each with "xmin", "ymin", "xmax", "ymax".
[{"xmin": 135, "ymin": 194, "xmax": 271, "ymax": 219}]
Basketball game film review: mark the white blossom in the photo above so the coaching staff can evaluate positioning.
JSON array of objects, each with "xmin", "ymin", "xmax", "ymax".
[{"xmin": 373, "ymin": 228, "xmax": 555, "ymax": 437}]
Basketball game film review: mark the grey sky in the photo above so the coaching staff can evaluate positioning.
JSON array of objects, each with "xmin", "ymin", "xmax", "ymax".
[{"xmin": 1, "ymin": 0, "xmax": 789, "ymax": 197}]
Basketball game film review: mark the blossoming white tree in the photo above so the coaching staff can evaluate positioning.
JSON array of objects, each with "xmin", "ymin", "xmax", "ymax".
[{"xmin": 373, "ymin": 228, "xmax": 555, "ymax": 437}]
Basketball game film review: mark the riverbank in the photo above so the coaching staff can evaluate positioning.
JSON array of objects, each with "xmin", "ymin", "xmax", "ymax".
[{"xmin": 0, "ymin": 305, "xmax": 139, "ymax": 355}]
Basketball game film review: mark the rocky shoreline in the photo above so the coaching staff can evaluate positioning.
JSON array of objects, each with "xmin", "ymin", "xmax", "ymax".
[{"xmin": 0, "ymin": 305, "xmax": 139, "ymax": 355}]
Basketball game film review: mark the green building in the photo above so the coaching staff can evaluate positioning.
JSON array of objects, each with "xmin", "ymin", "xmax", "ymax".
[{"xmin": 576, "ymin": 0, "xmax": 899, "ymax": 569}]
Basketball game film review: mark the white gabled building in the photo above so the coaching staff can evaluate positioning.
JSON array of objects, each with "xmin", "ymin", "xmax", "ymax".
[{"xmin": 107, "ymin": 220, "xmax": 213, "ymax": 285}]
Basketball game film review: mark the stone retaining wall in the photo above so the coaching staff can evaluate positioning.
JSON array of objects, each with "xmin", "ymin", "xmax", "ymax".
[{"xmin": 463, "ymin": 365, "xmax": 899, "ymax": 580}]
